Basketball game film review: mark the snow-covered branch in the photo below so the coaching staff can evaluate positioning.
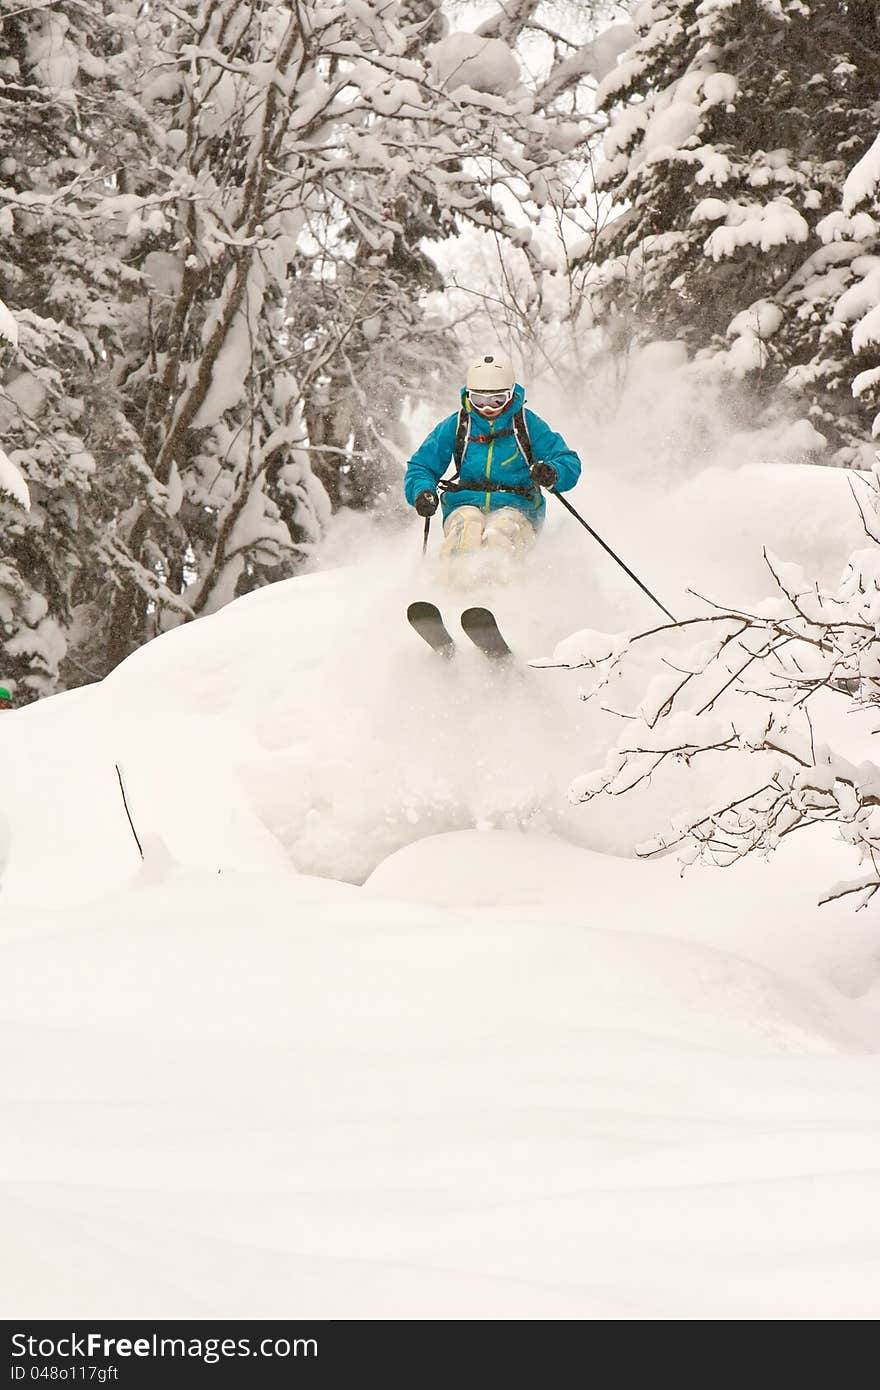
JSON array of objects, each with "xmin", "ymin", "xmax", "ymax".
[{"xmin": 559, "ymin": 467, "xmax": 880, "ymax": 905}]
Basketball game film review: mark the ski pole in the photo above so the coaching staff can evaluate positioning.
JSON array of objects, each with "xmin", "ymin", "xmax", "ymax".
[
  {"xmin": 422, "ymin": 515, "xmax": 431, "ymax": 556},
  {"xmin": 550, "ymin": 489, "xmax": 678, "ymax": 624}
]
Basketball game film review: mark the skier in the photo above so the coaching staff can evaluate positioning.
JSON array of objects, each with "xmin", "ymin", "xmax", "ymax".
[
  {"xmin": 0, "ymin": 685, "xmax": 12, "ymax": 710},
  {"xmin": 404, "ymin": 354, "xmax": 581, "ymax": 584}
]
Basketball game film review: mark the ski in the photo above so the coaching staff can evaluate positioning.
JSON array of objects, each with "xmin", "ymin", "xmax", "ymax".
[
  {"xmin": 460, "ymin": 606, "xmax": 513, "ymax": 660},
  {"xmin": 407, "ymin": 601, "xmax": 455, "ymax": 658}
]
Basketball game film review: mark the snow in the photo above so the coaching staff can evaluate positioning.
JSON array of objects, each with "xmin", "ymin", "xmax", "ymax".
[
  {"xmin": 701, "ymin": 72, "xmax": 738, "ymax": 107},
  {"xmin": 727, "ymin": 299, "xmax": 783, "ymax": 340},
  {"xmin": 543, "ymin": 626, "xmax": 631, "ymax": 670},
  {"xmin": 706, "ymin": 200, "xmax": 809, "ymax": 259},
  {"xmin": 4, "ymin": 402, "xmax": 880, "ymax": 1317},
  {"xmin": 588, "ymin": 24, "xmax": 638, "ymax": 83},
  {"xmin": 843, "ymin": 133, "xmax": 880, "ymax": 214},
  {"xmin": 692, "ymin": 197, "xmax": 729, "ymax": 222},
  {"xmin": 694, "ymin": 148, "xmax": 733, "ymax": 186},
  {"xmin": 853, "ymin": 303, "xmax": 880, "ymax": 354},
  {"xmin": 818, "ymin": 210, "xmax": 880, "ymax": 244},
  {"xmin": 832, "ymin": 258, "xmax": 880, "ymax": 324},
  {"xmin": 426, "ymin": 34, "xmax": 520, "ymax": 96},
  {"xmin": 0, "ymin": 297, "xmax": 17, "ymax": 347},
  {"xmin": 4, "ymin": 825, "xmax": 880, "ymax": 1318},
  {"xmin": 26, "ymin": 10, "xmax": 79, "ymax": 92},
  {"xmin": 0, "ymin": 446, "xmax": 30, "ymax": 510},
  {"xmin": 643, "ymin": 100, "xmax": 702, "ymax": 155},
  {"xmin": 719, "ymin": 299, "xmax": 786, "ymax": 378},
  {"xmin": 724, "ymin": 330, "xmax": 766, "ymax": 375},
  {"xmin": 190, "ymin": 263, "xmax": 265, "ymax": 430},
  {"xmin": 602, "ymin": 101, "xmax": 650, "ymax": 163},
  {"xmin": 774, "ymin": 417, "xmax": 829, "ymax": 454},
  {"xmin": 594, "ymin": 51, "xmax": 648, "ymax": 107}
]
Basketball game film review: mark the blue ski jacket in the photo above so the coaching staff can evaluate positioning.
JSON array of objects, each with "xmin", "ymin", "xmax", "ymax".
[{"xmin": 404, "ymin": 384, "xmax": 581, "ymax": 527}]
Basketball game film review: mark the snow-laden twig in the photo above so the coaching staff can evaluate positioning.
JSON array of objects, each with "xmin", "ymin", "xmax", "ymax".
[
  {"xmin": 115, "ymin": 764, "xmax": 144, "ymax": 862},
  {"xmin": 567, "ymin": 467, "xmax": 880, "ymax": 906}
]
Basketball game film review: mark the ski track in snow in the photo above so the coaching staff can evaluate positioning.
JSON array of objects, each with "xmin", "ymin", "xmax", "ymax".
[{"xmin": 2, "ymin": 459, "xmax": 880, "ymax": 1318}]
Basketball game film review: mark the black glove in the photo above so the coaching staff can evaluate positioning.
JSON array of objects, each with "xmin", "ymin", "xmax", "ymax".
[
  {"xmin": 414, "ymin": 490, "xmax": 438, "ymax": 517},
  {"xmin": 530, "ymin": 461, "xmax": 558, "ymax": 489}
]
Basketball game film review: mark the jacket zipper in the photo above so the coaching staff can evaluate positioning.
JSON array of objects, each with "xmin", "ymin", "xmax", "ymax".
[{"xmin": 484, "ymin": 421, "xmax": 495, "ymax": 512}]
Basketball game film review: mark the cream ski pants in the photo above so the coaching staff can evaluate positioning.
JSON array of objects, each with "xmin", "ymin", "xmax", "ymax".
[{"xmin": 439, "ymin": 505, "xmax": 536, "ymax": 586}]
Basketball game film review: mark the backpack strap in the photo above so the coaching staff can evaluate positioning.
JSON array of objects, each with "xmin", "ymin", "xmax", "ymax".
[
  {"xmin": 468, "ymin": 428, "xmax": 515, "ymax": 443},
  {"xmin": 443, "ymin": 476, "xmax": 536, "ymax": 500},
  {"xmin": 451, "ymin": 407, "xmax": 470, "ymax": 478},
  {"xmin": 511, "ymin": 408, "xmax": 534, "ymax": 468}
]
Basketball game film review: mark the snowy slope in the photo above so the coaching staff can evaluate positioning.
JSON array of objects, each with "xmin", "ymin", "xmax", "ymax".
[
  {"xmin": 0, "ymin": 454, "xmax": 863, "ymax": 896},
  {"xmin": 2, "ymin": 456, "xmax": 880, "ymax": 1319}
]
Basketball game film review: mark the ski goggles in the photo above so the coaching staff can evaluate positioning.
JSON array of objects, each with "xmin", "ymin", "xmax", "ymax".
[{"xmin": 468, "ymin": 390, "xmax": 511, "ymax": 411}]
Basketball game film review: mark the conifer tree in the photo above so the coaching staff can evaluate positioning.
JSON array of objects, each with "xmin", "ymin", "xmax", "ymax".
[
  {"xmin": 0, "ymin": 0, "xmax": 153, "ymax": 695},
  {"xmin": 588, "ymin": 0, "xmax": 880, "ymax": 459}
]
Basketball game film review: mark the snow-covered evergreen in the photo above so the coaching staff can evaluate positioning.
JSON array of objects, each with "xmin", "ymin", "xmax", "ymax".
[
  {"xmin": 586, "ymin": 0, "xmax": 880, "ymax": 460},
  {"xmin": 0, "ymin": 1, "xmax": 152, "ymax": 695}
]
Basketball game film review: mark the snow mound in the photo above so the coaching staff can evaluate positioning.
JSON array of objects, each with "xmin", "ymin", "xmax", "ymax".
[
  {"xmin": 365, "ymin": 827, "xmax": 627, "ymax": 906},
  {"xmin": 366, "ymin": 831, "xmax": 854, "ymax": 1054}
]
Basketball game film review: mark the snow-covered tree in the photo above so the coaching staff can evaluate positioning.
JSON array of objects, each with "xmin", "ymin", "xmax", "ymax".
[
  {"xmin": 585, "ymin": 0, "xmax": 880, "ymax": 459},
  {"xmin": 428, "ymin": 3, "xmax": 639, "ymax": 391},
  {"xmin": 551, "ymin": 459, "xmax": 880, "ymax": 907},
  {"xmin": 2, "ymin": 0, "xmax": 636, "ymax": 694},
  {"xmin": 792, "ymin": 123, "xmax": 880, "ymax": 463},
  {"xmin": 0, "ymin": 0, "xmax": 156, "ymax": 696}
]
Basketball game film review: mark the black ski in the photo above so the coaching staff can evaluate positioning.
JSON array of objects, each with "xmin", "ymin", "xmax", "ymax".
[
  {"xmin": 460, "ymin": 606, "xmax": 512, "ymax": 660},
  {"xmin": 407, "ymin": 600, "xmax": 455, "ymax": 657}
]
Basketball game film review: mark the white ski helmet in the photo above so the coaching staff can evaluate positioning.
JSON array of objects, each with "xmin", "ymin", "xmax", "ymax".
[{"xmin": 466, "ymin": 354, "xmax": 515, "ymax": 392}]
